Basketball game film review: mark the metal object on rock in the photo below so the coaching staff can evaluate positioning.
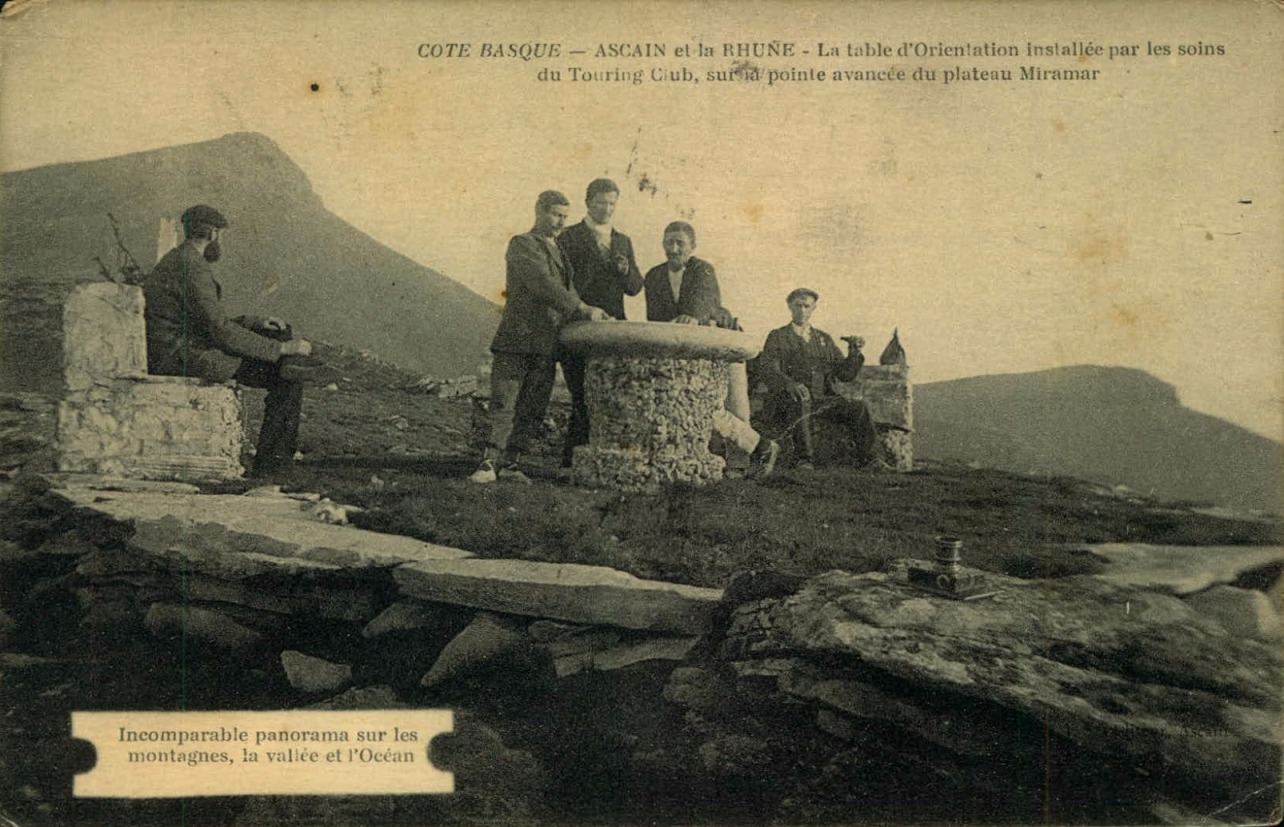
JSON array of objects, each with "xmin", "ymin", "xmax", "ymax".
[{"xmin": 907, "ymin": 536, "xmax": 1000, "ymax": 601}]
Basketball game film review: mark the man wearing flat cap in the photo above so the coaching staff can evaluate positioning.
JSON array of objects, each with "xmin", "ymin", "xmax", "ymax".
[
  {"xmin": 143, "ymin": 205, "xmax": 315, "ymax": 478},
  {"xmin": 756, "ymin": 287, "xmax": 882, "ymax": 470}
]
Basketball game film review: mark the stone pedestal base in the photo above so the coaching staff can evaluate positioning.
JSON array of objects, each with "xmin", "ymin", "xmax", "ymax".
[
  {"xmin": 56, "ymin": 377, "xmax": 244, "ymax": 480},
  {"xmin": 573, "ymin": 356, "xmax": 727, "ymax": 491},
  {"xmin": 878, "ymin": 428, "xmax": 913, "ymax": 472}
]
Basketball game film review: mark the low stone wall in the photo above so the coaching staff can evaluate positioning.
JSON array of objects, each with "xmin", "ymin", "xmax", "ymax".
[{"xmin": 56, "ymin": 378, "xmax": 242, "ymax": 478}]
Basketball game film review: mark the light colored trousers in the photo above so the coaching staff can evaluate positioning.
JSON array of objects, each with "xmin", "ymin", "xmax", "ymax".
[{"xmin": 714, "ymin": 362, "xmax": 760, "ymax": 466}]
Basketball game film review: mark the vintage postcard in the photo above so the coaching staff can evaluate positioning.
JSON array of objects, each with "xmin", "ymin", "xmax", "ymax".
[{"xmin": 1, "ymin": 0, "xmax": 1280, "ymax": 825}]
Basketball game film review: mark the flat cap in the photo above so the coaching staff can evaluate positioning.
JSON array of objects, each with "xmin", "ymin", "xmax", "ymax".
[
  {"xmin": 786, "ymin": 287, "xmax": 819, "ymax": 304},
  {"xmin": 180, "ymin": 205, "xmax": 229, "ymax": 231}
]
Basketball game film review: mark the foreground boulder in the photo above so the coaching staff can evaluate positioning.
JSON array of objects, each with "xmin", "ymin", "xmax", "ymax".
[{"xmin": 718, "ymin": 562, "xmax": 1282, "ymax": 818}]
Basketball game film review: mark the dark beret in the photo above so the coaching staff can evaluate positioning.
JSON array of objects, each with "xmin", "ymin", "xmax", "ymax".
[
  {"xmin": 181, "ymin": 205, "xmax": 229, "ymax": 231},
  {"xmin": 786, "ymin": 287, "xmax": 819, "ymax": 304}
]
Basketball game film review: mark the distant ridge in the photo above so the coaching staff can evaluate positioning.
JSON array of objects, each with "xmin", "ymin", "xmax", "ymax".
[
  {"xmin": 0, "ymin": 132, "xmax": 500, "ymax": 378},
  {"xmin": 915, "ymin": 365, "xmax": 1280, "ymax": 512}
]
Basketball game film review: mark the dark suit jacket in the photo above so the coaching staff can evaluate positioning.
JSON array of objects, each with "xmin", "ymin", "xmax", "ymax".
[
  {"xmin": 643, "ymin": 256, "xmax": 722, "ymax": 323},
  {"xmin": 556, "ymin": 221, "xmax": 643, "ymax": 320},
  {"xmin": 490, "ymin": 231, "xmax": 582, "ymax": 356},
  {"xmin": 142, "ymin": 242, "xmax": 283, "ymax": 381},
  {"xmin": 757, "ymin": 324, "xmax": 863, "ymax": 398}
]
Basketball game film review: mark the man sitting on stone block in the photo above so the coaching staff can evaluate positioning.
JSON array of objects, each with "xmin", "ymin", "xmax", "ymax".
[
  {"xmin": 756, "ymin": 287, "xmax": 884, "ymax": 471},
  {"xmin": 142, "ymin": 204, "xmax": 315, "ymax": 479}
]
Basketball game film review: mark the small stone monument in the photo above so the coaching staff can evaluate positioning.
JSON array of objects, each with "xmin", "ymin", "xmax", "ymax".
[
  {"xmin": 830, "ymin": 362, "xmax": 913, "ymax": 471},
  {"xmin": 0, "ymin": 277, "xmax": 244, "ymax": 480},
  {"xmin": 559, "ymin": 321, "xmax": 761, "ymax": 492}
]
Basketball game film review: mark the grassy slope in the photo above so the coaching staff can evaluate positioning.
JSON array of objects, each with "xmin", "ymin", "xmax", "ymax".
[{"xmin": 232, "ymin": 342, "xmax": 1280, "ymax": 589}]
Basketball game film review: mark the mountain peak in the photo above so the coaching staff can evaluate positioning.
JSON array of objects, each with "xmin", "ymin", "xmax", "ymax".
[
  {"xmin": 930, "ymin": 365, "xmax": 1180, "ymax": 405},
  {"xmin": 916, "ymin": 366, "xmax": 1277, "ymax": 511},
  {"xmin": 1, "ymin": 135, "xmax": 499, "ymax": 378}
]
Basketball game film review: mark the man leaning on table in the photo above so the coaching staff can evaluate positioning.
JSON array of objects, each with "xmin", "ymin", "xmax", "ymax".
[{"xmin": 470, "ymin": 190, "xmax": 610, "ymax": 484}]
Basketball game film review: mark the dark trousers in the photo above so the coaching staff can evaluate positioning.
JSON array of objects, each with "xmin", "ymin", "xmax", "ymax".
[
  {"xmin": 763, "ymin": 391, "xmax": 877, "ymax": 465},
  {"xmin": 234, "ymin": 356, "xmax": 304, "ymax": 476},
  {"xmin": 558, "ymin": 351, "xmax": 589, "ymax": 467},
  {"xmin": 483, "ymin": 351, "xmax": 558, "ymax": 461}
]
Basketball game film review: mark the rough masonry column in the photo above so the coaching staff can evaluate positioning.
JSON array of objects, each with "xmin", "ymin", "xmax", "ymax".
[{"xmin": 559, "ymin": 321, "xmax": 761, "ymax": 492}]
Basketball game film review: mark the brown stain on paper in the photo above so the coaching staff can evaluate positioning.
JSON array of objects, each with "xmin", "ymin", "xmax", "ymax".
[
  {"xmin": 1111, "ymin": 305, "xmax": 1141, "ymax": 327},
  {"xmin": 1070, "ymin": 211, "xmax": 1130, "ymax": 267}
]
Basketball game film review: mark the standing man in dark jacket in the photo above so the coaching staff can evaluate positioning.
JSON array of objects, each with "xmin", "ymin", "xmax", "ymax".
[
  {"xmin": 757, "ymin": 288, "xmax": 880, "ymax": 469},
  {"xmin": 470, "ymin": 190, "xmax": 609, "ymax": 484},
  {"xmin": 555, "ymin": 178, "xmax": 643, "ymax": 467},
  {"xmin": 142, "ymin": 204, "xmax": 314, "ymax": 479}
]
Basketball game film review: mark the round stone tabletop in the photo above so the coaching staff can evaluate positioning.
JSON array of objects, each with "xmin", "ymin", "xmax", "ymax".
[{"xmin": 559, "ymin": 320, "xmax": 763, "ymax": 361}]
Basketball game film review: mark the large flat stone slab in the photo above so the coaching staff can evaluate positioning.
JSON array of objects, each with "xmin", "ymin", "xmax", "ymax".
[
  {"xmin": 722, "ymin": 564, "xmax": 1282, "ymax": 804},
  {"xmin": 395, "ymin": 558, "xmax": 723, "ymax": 634},
  {"xmin": 52, "ymin": 485, "xmax": 473, "ymax": 574},
  {"xmin": 560, "ymin": 320, "xmax": 762, "ymax": 361},
  {"xmin": 1083, "ymin": 543, "xmax": 1284, "ymax": 595}
]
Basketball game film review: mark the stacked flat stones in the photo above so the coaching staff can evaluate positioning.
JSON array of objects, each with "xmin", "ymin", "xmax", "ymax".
[{"xmin": 560, "ymin": 322, "xmax": 761, "ymax": 492}]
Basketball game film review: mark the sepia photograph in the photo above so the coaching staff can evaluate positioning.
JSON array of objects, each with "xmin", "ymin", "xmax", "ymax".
[{"xmin": 1, "ymin": 1, "xmax": 1280, "ymax": 825}]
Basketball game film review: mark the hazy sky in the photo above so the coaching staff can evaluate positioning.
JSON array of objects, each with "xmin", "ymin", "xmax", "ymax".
[{"xmin": 2, "ymin": 0, "xmax": 1280, "ymax": 439}]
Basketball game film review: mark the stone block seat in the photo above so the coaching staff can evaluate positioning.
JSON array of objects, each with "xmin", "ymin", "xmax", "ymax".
[
  {"xmin": 749, "ymin": 362, "xmax": 914, "ymax": 471},
  {"xmin": 0, "ymin": 279, "xmax": 244, "ymax": 480}
]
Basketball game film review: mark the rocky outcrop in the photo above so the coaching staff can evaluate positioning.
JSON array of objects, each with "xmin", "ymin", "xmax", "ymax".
[
  {"xmin": 716, "ymin": 562, "xmax": 1282, "ymax": 815},
  {"xmin": 1085, "ymin": 542, "xmax": 1284, "ymax": 594},
  {"xmin": 3, "ymin": 472, "xmax": 1279, "ymax": 825},
  {"xmin": 54, "ymin": 484, "xmax": 472, "ymax": 572},
  {"xmin": 280, "ymin": 650, "xmax": 353, "ymax": 693},
  {"xmin": 422, "ymin": 613, "xmax": 531, "ymax": 688},
  {"xmin": 1184, "ymin": 584, "xmax": 1282, "ymax": 641}
]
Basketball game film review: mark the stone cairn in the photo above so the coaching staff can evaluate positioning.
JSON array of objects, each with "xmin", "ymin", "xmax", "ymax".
[{"xmin": 559, "ymin": 321, "xmax": 761, "ymax": 492}]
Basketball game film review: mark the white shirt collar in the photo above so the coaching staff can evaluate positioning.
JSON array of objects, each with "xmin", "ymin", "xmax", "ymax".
[
  {"xmin": 790, "ymin": 321, "xmax": 812, "ymax": 341},
  {"xmin": 668, "ymin": 266, "xmax": 685, "ymax": 301},
  {"xmin": 585, "ymin": 216, "xmax": 613, "ymax": 239}
]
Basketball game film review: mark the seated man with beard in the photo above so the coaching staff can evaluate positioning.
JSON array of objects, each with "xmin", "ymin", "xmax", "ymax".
[{"xmin": 142, "ymin": 204, "xmax": 316, "ymax": 479}]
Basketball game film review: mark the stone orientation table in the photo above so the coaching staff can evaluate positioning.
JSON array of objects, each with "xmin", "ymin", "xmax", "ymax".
[{"xmin": 559, "ymin": 321, "xmax": 761, "ymax": 491}]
